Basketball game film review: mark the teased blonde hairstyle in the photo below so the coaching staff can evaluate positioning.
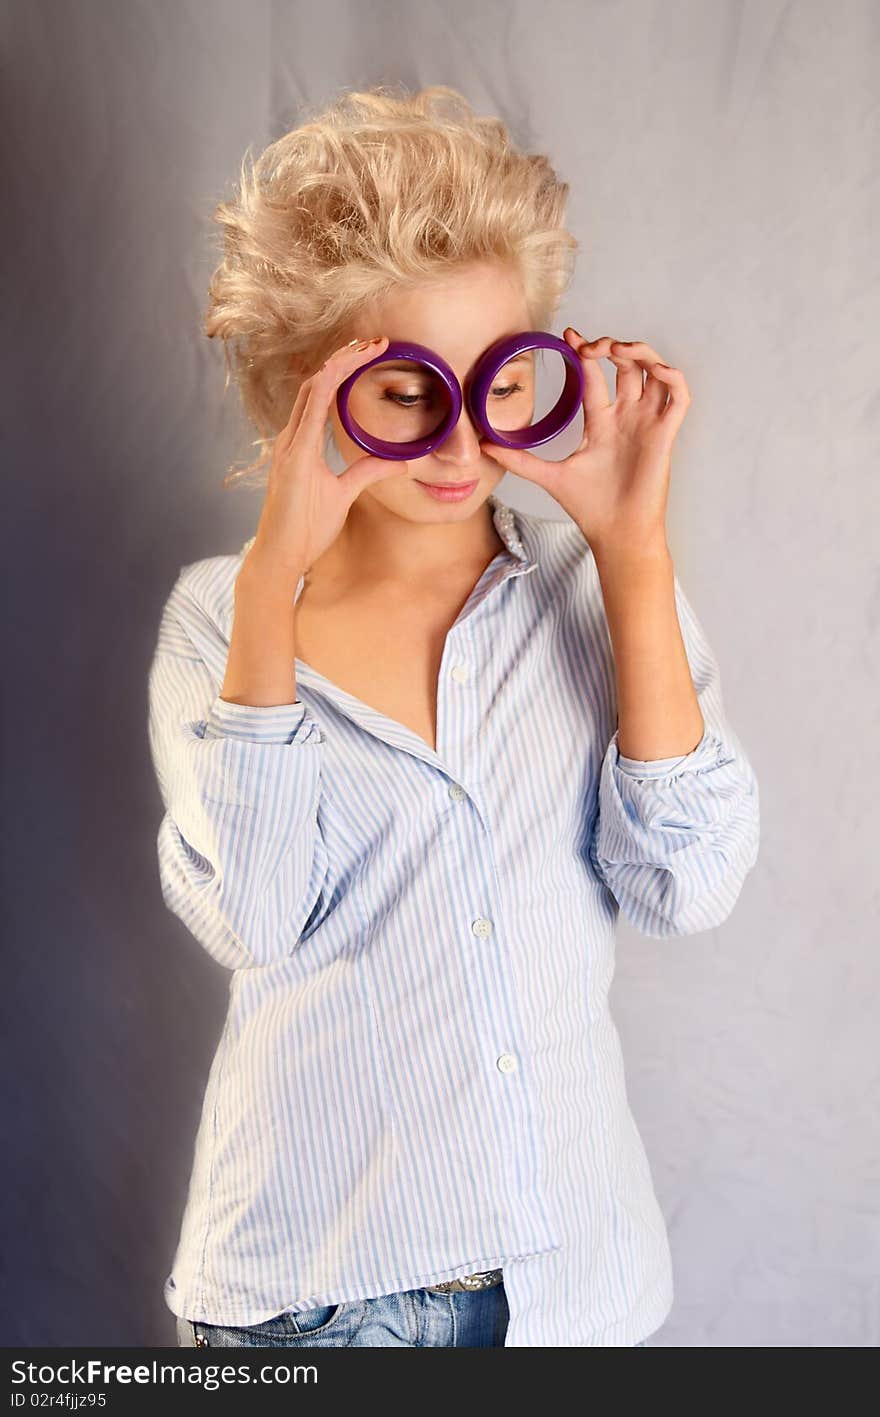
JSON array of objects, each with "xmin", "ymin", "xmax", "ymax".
[{"xmin": 205, "ymin": 83, "xmax": 579, "ymax": 485}]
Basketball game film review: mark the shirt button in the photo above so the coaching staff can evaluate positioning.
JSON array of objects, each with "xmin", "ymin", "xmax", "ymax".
[
  {"xmin": 449, "ymin": 784, "xmax": 466, "ymax": 802},
  {"xmin": 471, "ymin": 917, "xmax": 494, "ymax": 939},
  {"xmin": 450, "ymin": 664, "xmax": 470, "ymax": 683},
  {"xmin": 496, "ymin": 1052, "xmax": 519, "ymax": 1074}
]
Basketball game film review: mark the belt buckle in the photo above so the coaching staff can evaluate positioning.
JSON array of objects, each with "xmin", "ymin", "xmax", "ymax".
[{"xmin": 427, "ymin": 1268, "xmax": 503, "ymax": 1294}]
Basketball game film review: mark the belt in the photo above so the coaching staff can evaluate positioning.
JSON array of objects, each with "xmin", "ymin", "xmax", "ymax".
[{"xmin": 424, "ymin": 1269, "xmax": 503, "ymax": 1294}]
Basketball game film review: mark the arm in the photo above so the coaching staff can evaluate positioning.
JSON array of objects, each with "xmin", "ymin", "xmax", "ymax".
[
  {"xmin": 146, "ymin": 563, "xmax": 329, "ymax": 970},
  {"xmin": 478, "ymin": 325, "xmax": 759, "ymax": 937},
  {"xmin": 593, "ymin": 542, "xmax": 705, "ymax": 761},
  {"xmin": 588, "ymin": 548, "xmax": 760, "ymax": 938}
]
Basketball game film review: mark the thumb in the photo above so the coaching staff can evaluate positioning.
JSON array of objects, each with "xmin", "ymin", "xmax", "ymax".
[
  {"xmin": 480, "ymin": 441, "xmax": 556, "ymax": 492},
  {"xmin": 341, "ymin": 453, "xmax": 406, "ymax": 500}
]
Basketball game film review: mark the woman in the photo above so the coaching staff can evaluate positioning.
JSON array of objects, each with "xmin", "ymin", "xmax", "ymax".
[{"xmin": 149, "ymin": 84, "xmax": 760, "ymax": 1348}]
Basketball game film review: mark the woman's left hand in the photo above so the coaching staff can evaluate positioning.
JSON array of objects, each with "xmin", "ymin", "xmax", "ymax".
[{"xmin": 480, "ymin": 329, "xmax": 692, "ymax": 559}]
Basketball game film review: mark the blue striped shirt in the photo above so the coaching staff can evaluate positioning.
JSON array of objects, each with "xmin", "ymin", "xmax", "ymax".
[{"xmin": 147, "ymin": 492, "xmax": 760, "ymax": 1346}]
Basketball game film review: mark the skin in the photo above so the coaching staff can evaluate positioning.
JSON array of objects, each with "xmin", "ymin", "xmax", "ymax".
[
  {"xmin": 479, "ymin": 312, "xmax": 706, "ymax": 762},
  {"xmin": 285, "ymin": 261, "xmax": 535, "ymax": 751},
  {"xmin": 230, "ymin": 258, "xmax": 705, "ymax": 760},
  {"xmin": 308, "ymin": 261, "xmax": 527, "ymax": 584}
]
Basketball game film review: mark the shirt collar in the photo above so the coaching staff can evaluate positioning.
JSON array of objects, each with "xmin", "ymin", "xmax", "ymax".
[{"xmin": 487, "ymin": 491, "xmax": 536, "ymax": 571}]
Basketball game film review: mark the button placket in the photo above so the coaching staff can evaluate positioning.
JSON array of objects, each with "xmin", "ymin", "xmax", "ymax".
[
  {"xmin": 445, "ymin": 597, "xmax": 530, "ymax": 1112},
  {"xmin": 468, "ymin": 921, "xmax": 519, "ymax": 1079}
]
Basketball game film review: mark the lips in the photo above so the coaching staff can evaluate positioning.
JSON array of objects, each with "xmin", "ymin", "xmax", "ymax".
[
  {"xmin": 414, "ymin": 477, "xmax": 479, "ymax": 502},
  {"xmin": 416, "ymin": 479, "xmax": 478, "ymax": 489}
]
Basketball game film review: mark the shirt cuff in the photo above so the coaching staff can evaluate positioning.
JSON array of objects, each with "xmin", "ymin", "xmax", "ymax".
[
  {"xmin": 202, "ymin": 695, "xmax": 322, "ymax": 745},
  {"xmin": 612, "ymin": 725, "xmax": 723, "ymax": 780}
]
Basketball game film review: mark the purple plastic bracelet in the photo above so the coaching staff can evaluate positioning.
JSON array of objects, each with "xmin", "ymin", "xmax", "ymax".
[{"xmin": 336, "ymin": 330, "xmax": 584, "ymax": 461}]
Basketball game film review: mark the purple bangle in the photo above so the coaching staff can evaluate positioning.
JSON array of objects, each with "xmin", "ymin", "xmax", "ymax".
[{"xmin": 336, "ymin": 330, "xmax": 584, "ymax": 462}]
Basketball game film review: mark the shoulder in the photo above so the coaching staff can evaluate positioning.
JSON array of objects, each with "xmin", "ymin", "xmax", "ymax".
[{"xmin": 158, "ymin": 537, "xmax": 253, "ymax": 653}]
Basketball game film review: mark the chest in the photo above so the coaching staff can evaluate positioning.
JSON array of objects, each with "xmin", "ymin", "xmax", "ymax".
[{"xmin": 293, "ymin": 584, "xmax": 484, "ymax": 753}]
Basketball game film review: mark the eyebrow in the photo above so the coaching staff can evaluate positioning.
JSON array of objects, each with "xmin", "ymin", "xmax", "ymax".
[{"xmin": 364, "ymin": 351, "xmax": 535, "ymax": 374}]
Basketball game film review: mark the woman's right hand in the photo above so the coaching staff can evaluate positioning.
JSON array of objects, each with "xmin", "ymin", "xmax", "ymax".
[{"xmin": 242, "ymin": 335, "xmax": 399, "ymax": 586}]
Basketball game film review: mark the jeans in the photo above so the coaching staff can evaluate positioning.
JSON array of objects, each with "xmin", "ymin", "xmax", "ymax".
[{"xmin": 176, "ymin": 1284, "xmax": 651, "ymax": 1347}]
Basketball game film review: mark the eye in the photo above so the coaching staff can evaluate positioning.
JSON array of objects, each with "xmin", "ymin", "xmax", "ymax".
[
  {"xmin": 382, "ymin": 389, "xmax": 435, "ymax": 407},
  {"xmin": 382, "ymin": 380, "xmax": 525, "ymax": 407}
]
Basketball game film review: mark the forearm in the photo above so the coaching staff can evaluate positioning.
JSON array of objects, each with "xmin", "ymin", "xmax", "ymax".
[
  {"xmin": 221, "ymin": 553, "xmax": 305, "ymax": 707},
  {"xmin": 592, "ymin": 540, "xmax": 705, "ymax": 761}
]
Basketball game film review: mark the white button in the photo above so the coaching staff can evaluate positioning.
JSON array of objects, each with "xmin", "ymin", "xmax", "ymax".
[
  {"xmin": 449, "ymin": 784, "xmax": 466, "ymax": 802},
  {"xmin": 471, "ymin": 917, "xmax": 494, "ymax": 939},
  {"xmin": 450, "ymin": 664, "xmax": 470, "ymax": 683},
  {"xmin": 496, "ymin": 1052, "xmax": 518, "ymax": 1074}
]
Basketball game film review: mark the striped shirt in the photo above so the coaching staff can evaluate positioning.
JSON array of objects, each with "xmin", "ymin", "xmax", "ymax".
[{"xmin": 147, "ymin": 492, "xmax": 760, "ymax": 1346}]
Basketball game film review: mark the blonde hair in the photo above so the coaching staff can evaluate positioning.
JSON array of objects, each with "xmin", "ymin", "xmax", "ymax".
[{"xmin": 204, "ymin": 83, "xmax": 579, "ymax": 485}]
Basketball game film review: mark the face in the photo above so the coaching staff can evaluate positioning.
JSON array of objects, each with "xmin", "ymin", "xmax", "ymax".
[{"xmin": 327, "ymin": 260, "xmax": 535, "ymax": 523}]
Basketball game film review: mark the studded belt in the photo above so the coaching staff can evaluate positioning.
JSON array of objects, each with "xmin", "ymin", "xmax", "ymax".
[{"xmin": 425, "ymin": 1268, "xmax": 503, "ymax": 1294}]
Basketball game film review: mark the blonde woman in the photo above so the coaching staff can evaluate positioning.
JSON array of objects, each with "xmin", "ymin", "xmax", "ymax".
[{"xmin": 149, "ymin": 84, "xmax": 759, "ymax": 1349}]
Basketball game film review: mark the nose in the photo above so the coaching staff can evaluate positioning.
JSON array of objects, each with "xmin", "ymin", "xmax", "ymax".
[{"xmin": 431, "ymin": 401, "xmax": 485, "ymax": 468}]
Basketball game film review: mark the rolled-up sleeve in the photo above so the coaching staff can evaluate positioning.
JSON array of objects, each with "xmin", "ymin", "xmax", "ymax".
[
  {"xmin": 589, "ymin": 576, "xmax": 760, "ymax": 938},
  {"xmin": 147, "ymin": 570, "xmax": 329, "ymax": 970}
]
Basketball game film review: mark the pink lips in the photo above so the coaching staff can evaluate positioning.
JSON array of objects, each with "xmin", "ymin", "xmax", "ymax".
[{"xmin": 415, "ymin": 478, "xmax": 479, "ymax": 503}]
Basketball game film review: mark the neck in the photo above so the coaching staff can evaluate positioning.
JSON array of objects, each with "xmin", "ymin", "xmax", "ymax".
[{"xmin": 311, "ymin": 492, "xmax": 505, "ymax": 590}]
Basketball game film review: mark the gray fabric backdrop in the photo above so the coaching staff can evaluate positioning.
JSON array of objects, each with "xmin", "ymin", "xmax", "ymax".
[{"xmin": 4, "ymin": 0, "xmax": 877, "ymax": 1347}]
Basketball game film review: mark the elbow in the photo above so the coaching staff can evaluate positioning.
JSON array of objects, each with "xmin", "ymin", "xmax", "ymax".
[
  {"xmin": 156, "ymin": 813, "xmax": 328, "ymax": 970},
  {"xmin": 636, "ymin": 852, "xmax": 756, "ymax": 938},
  {"xmin": 157, "ymin": 846, "xmax": 253, "ymax": 970},
  {"xmin": 594, "ymin": 783, "xmax": 761, "ymax": 940}
]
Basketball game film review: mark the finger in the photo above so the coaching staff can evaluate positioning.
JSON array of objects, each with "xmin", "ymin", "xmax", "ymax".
[
  {"xmin": 611, "ymin": 339, "xmax": 668, "ymax": 413},
  {"xmin": 340, "ymin": 451, "xmax": 406, "ymax": 502},
  {"xmin": 608, "ymin": 340, "xmax": 690, "ymax": 418},
  {"xmin": 275, "ymin": 377, "xmax": 313, "ymax": 458},
  {"xmin": 610, "ymin": 339, "xmax": 666, "ymax": 365},
  {"xmin": 479, "ymin": 439, "xmax": 559, "ymax": 494},
  {"xmin": 564, "ymin": 328, "xmax": 612, "ymax": 423},
  {"xmin": 641, "ymin": 361, "xmax": 670, "ymax": 416},
  {"xmin": 605, "ymin": 340, "xmax": 648, "ymax": 404},
  {"xmin": 299, "ymin": 335, "xmax": 389, "ymax": 451},
  {"xmin": 616, "ymin": 343, "xmax": 692, "ymax": 420},
  {"xmin": 275, "ymin": 344, "xmax": 354, "ymax": 459},
  {"xmin": 652, "ymin": 362, "xmax": 692, "ymax": 433}
]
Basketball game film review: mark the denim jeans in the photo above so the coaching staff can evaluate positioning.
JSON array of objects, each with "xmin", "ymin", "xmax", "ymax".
[{"xmin": 176, "ymin": 1284, "xmax": 650, "ymax": 1347}]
